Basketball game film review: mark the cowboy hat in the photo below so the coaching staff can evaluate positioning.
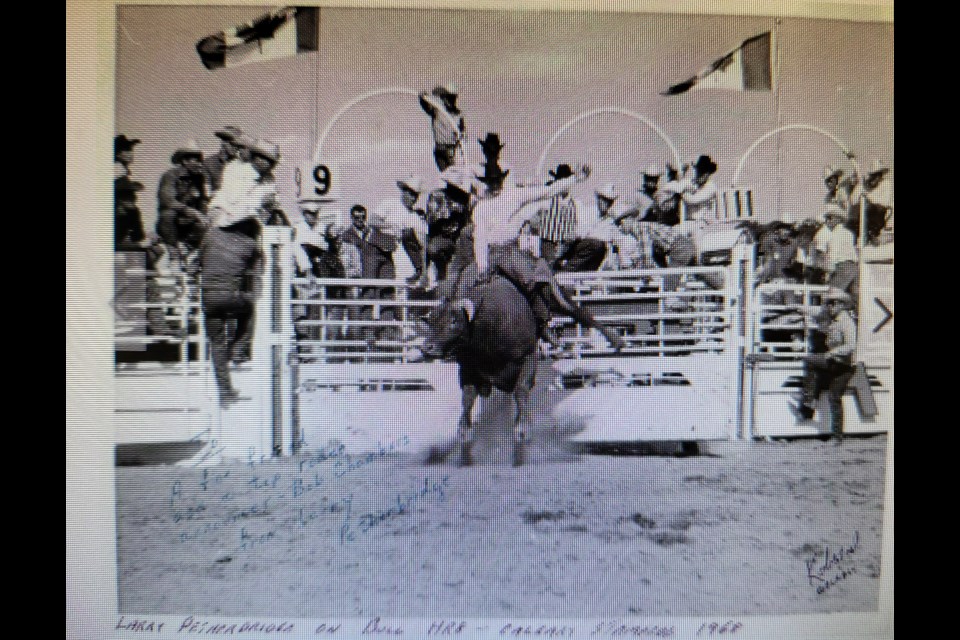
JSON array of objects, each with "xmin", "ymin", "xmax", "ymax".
[
  {"xmin": 595, "ymin": 183, "xmax": 618, "ymax": 201},
  {"xmin": 214, "ymin": 125, "xmax": 244, "ymax": 142},
  {"xmin": 250, "ymin": 138, "xmax": 281, "ymax": 164},
  {"xmin": 434, "ymin": 81, "xmax": 459, "ymax": 97},
  {"xmin": 823, "ymin": 164, "xmax": 844, "ymax": 180},
  {"xmin": 396, "ymin": 176, "xmax": 423, "ymax": 194},
  {"xmin": 114, "ymin": 134, "xmax": 141, "ymax": 154},
  {"xmin": 642, "ymin": 163, "xmax": 662, "ymax": 178},
  {"xmin": 170, "ymin": 139, "xmax": 204, "ymax": 164},
  {"xmin": 478, "ymin": 132, "xmax": 505, "ymax": 152},
  {"xmin": 692, "ymin": 154, "xmax": 718, "ymax": 175},
  {"xmin": 867, "ymin": 159, "xmax": 890, "ymax": 176},
  {"xmin": 548, "ymin": 163, "xmax": 575, "ymax": 181},
  {"xmin": 233, "ymin": 133, "xmax": 256, "ymax": 149}
]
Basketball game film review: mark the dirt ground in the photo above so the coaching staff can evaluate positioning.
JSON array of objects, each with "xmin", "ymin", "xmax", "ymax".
[{"xmin": 116, "ymin": 409, "xmax": 888, "ymax": 619}]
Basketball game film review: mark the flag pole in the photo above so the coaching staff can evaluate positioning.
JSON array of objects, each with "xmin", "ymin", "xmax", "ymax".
[{"xmin": 773, "ymin": 18, "xmax": 784, "ymax": 223}]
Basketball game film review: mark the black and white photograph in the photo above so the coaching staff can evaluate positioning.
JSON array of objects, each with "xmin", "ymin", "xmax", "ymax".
[{"xmin": 67, "ymin": 1, "xmax": 893, "ymax": 638}]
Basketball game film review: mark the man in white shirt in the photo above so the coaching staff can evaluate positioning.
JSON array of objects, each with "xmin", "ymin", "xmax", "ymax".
[
  {"xmin": 376, "ymin": 176, "xmax": 430, "ymax": 286},
  {"xmin": 209, "ymin": 138, "xmax": 280, "ymax": 230},
  {"xmin": 813, "ymin": 205, "xmax": 859, "ymax": 306},
  {"xmin": 470, "ymin": 164, "xmax": 626, "ymax": 351},
  {"xmin": 558, "ymin": 182, "xmax": 626, "ymax": 272}
]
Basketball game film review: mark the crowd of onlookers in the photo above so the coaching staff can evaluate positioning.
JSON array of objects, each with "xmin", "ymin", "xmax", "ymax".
[{"xmin": 113, "ymin": 83, "xmax": 893, "ymax": 401}]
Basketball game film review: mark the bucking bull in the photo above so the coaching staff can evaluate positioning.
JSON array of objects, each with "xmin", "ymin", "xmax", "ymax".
[{"xmin": 416, "ymin": 269, "xmax": 541, "ymax": 467}]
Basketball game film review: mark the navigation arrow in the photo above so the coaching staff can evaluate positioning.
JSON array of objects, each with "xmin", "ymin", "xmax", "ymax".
[{"xmin": 872, "ymin": 297, "xmax": 893, "ymax": 333}]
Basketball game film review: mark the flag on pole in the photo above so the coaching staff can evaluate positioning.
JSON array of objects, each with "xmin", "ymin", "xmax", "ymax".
[
  {"xmin": 662, "ymin": 32, "xmax": 774, "ymax": 95},
  {"xmin": 196, "ymin": 6, "xmax": 320, "ymax": 71}
]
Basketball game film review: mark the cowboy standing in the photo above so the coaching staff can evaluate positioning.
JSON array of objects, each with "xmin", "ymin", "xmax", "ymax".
[
  {"xmin": 204, "ymin": 126, "xmax": 244, "ymax": 192},
  {"xmin": 798, "ymin": 288, "xmax": 857, "ymax": 443},
  {"xmin": 419, "ymin": 82, "xmax": 465, "ymax": 172},
  {"xmin": 813, "ymin": 204, "xmax": 859, "ymax": 306},
  {"xmin": 471, "ymin": 163, "xmax": 626, "ymax": 351}
]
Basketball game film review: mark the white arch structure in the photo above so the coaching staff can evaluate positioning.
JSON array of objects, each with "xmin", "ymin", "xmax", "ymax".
[
  {"xmin": 536, "ymin": 107, "xmax": 682, "ymax": 179},
  {"xmin": 312, "ymin": 87, "xmax": 420, "ymax": 164},
  {"xmin": 731, "ymin": 124, "xmax": 863, "ymax": 187}
]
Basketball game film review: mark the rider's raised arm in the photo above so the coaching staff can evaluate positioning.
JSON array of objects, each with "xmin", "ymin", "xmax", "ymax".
[{"xmin": 515, "ymin": 174, "xmax": 580, "ymax": 209}]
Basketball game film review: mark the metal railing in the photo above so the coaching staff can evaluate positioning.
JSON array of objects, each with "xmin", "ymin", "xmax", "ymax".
[
  {"xmin": 751, "ymin": 283, "xmax": 834, "ymax": 361},
  {"xmin": 114, "ymin": 264, "xmax": 207, "ymax": 370}
]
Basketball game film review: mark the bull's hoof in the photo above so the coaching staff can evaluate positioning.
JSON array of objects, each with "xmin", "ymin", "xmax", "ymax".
[
  {"xmin": 512, "ymin": 442, "xmax": 525, "ymax": 467},
  {"xmin": 460, "ymin": 442, "xmax": 474, "ymax": 467},
  {"xmin": 425, "ymin": 446, "xmax": 446, "ymax": 465}
]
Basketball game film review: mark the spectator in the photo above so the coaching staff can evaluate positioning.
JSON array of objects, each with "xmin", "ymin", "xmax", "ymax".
[
  {"xmin": 204, "ymin": 126, "xmax": 244, "ymax": 192},
  {"xmin": 419, "ymin": 82, "xmax": 465, "ymax": 172},
  {"xmin": 615, "ymin": 217, "xmax": 701, "ymax": 291},
  {"xmin": 635, "ymin": 164, "xmax": 680, "ymax": 226},
  {"xmin": 156, "ymin": 140, "xmax": 209, "ymax": 269},
  {"xmin": 115, "ymin": 177, "xmax": 146, "ymax": 251},
  {"xmin": 848, "ymin": 160, "xmax": 893, "ymax": 245},
  {"xmin": 669, "ymin": 154, "xmax": 719, "ymax": 222},
  {"xmin": 798, "ymin": 288, "xmax": 857, "ymax": 444},
  {"xmin": 114, "ymin": 134, "xmax": 140, "ymax": 179},
  {"xmin": 793, "ymin": 218, "xmax": 824, "ymax": 285},
  {"xmin": 658, "ymin": 162, "xmax": 685, "ymax": 226},
  {"xmin": 114, "ymin": 133, "xmax": 146, "ymax": 249},
  {"xmin": 535, "ymin": 163, "xmax": 580, "ymax": 266},
  {"xmin": 556, "ymin": 182, "xmax": 621, "ymax": 272},
  {"xmin": 376, "ymin": 176, "xmax": 428, "ymax": 286},
  {"xmin": 756, "ymin": 220, "xmax": 802, "ymax": 309},
  {"xmin": 813, "ymin": 205, "xmax": 859, "ymax": 307}
]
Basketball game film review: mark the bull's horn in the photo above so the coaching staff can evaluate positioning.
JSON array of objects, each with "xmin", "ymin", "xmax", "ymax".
[{"xmin": 454, "ymin": 298, "xmax": 475, "ymax": 322}]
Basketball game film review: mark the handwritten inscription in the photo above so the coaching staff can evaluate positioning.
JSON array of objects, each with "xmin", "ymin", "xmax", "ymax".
[
  {"xmin": 589, "ymin": 621, "xmax": 675, "ymax": 638},
  {"xmin": 805, "ymin": 531, "xmax": 860, "ymax": 595},
  {"xmin": 176, "ymin": 616, "xmax": 295, "ymax": 634},
  {"xmin": 426, "ymin": 620, "xmax": 467, "ymax": 635},
  {"xmin": 362, "ymin": 617, "xmax": 403, "ymax": 635},
  {"xmin": 115, "ymin": 617, "xmax": 165, "ymax": 633},
  {"xmin": 695, "ymin": 621, "xmax": 743, "ymax": 636},
  {"xmin": 169, "ymin": 436, "xmax": 418, "ymax": 555},
  {"xmin": 500, "ymin": 623, "xmax": 577, "ymax": 637},
  {"xmin": 340, "ymin": 475, "xmax": 451, "ymax": 543}
]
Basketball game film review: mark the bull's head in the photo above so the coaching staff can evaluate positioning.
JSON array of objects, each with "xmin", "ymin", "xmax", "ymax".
[{"xmin": 416, "ymin": 298, "xmax": 475, "ymax": 361}]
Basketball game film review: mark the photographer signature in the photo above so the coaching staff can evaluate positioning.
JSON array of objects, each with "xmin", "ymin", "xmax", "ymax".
[{"xmin": 805, "ymin": 531, "xmax": 860, "ymax": 595}]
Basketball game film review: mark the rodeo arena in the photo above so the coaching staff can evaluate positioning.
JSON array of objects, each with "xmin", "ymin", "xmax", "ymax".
[
  {"xmin": 97, "ymin": 7, "xmax": 895, "ymax": 628},
  {"xmin": 113, "ymin": 95, "xmax": 893, "ymax": 468}
]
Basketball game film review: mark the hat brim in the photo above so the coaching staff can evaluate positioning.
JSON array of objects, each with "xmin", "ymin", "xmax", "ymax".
[
  {"xmin": 477, "ymin": 170, "xmax": 509, "ymax": 184},
  {"xmin": 214, "ymin": 131, "xmax": 236, "ymax": 141},
  {"xmin": 171, "ymin": 151, "xmax": 203, "ymax": 164}
]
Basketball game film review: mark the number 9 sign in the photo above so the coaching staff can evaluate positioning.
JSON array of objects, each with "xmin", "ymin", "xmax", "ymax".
[{"xmin": 295, "ymin": 162, "xmax": 336, "ymax": 200}]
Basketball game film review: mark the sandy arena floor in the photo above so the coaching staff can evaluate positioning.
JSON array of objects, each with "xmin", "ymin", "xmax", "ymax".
[{"xmin": 116, "ymin": 418, "xmax": 887, "ymax": 618}]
